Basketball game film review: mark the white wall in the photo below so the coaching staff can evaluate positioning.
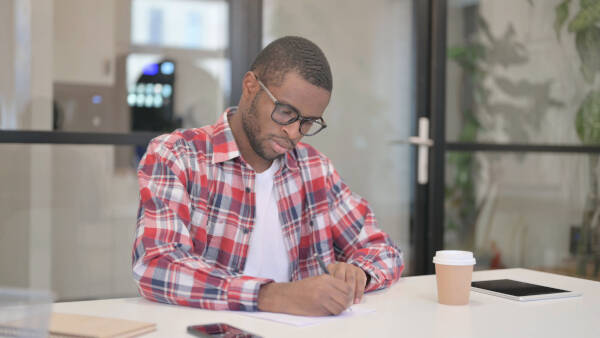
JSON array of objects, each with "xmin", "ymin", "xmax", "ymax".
[
  {"xmin": 51, "ymin": 145, "xmax": 139, "ymax": 300},
  {"xmin": 263, "ymin": 0, "xmax": 415, "ymax": 268},
  {"xmin": 53, "ymin": 0, "xmax": 116, "ymax": 86},
  {"xmin": 0, "ymin": 0, "xmax": 16, "ymax": 128},
  {"xmin": 0, "ymin": 144, "xmax": 30, "ymax": 288}
]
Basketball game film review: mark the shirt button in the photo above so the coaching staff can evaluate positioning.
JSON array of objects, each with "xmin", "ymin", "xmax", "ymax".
[{"xmin": 245, "ymin": 187, "xmax": 251, "ymax": 193}]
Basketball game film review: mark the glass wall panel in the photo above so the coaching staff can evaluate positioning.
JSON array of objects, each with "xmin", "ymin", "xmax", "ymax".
[
  {"xmin": 263, "ymin": 0, "xmax": 415, "ymax": 273},
  {"xmin": 131, "ymin": 0, "xmax": 228, "ymax": 50},
  {"xmin": 445, "ymin": 151, "xmax": 600, "ymax": 281},
  {"xmin": 0, "ymin": 144, "xmax": 140, "ymax": 301},
  {"xmin": 446, "ymin": 0, "xmax": 600, "ymax": 146},
  {"xmin": 1, "ymin": 0, "xmax": 229, "ymax": 133}
]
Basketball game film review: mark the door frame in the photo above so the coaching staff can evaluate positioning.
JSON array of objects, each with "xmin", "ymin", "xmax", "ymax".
[{"xmin": 412, "ymin": 0, "xmax": 447, "ymax": 275}]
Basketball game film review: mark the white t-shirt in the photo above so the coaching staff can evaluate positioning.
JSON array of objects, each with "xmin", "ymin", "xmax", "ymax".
[{"xmin": 243, "ymin": 160, "xmax": 290, "ymax": 282}]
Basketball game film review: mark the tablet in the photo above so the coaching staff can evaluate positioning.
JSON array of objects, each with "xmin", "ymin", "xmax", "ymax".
[{"xmin": 471, "ymin": 279, "xmax": 582, "ymax": 301}]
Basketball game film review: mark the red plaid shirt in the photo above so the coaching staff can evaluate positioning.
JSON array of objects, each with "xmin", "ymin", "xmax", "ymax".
[{"xmin": 132, "ymin": 109, "xmax": 404, "ymax": 311}]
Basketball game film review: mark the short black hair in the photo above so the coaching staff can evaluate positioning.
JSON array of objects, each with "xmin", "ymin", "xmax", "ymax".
[{"xmin": 250, "ymin": 36, "xmax": 332, "ymax": 92}]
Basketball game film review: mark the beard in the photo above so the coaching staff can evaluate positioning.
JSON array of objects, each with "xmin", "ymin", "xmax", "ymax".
[{"xmin": 241, "ymin": 94, "xmax": 286, "ymax": 162}]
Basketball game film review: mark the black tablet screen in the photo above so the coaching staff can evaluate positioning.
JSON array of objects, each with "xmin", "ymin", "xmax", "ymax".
[{"xmin": 471, "ymin": 279, "xmax": 569, "ymax": 297}]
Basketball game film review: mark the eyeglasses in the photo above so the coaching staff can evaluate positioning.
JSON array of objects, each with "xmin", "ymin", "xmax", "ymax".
[{"xmin": 253, "ymin": 73, "xmax": 327, "ymax": 136}]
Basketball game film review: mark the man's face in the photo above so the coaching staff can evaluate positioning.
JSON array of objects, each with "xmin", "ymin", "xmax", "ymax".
[{"xmin": 241, "ymin": 71, "xmax": 331, "ymax": 162}]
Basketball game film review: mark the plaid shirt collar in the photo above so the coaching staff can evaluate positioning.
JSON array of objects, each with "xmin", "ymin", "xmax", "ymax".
[{"xmin": 211, "ymin": 107, "xmax": 299, "ymax": 172}]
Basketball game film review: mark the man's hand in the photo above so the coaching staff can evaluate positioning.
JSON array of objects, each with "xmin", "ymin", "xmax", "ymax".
[
  {"xmin": 257, "ymin": 275, "xmax": 354, "ymax": 316},
  {"xmin": 327, "ymin": 262, "xmax": 368, "ymax": 304}
]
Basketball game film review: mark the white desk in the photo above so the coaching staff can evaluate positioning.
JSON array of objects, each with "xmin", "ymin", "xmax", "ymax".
[{"xmin": 52, "ymin": 269, "xmax": 600, "ymax": 338}]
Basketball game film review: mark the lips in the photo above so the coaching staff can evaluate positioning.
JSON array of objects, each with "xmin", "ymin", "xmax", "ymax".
[{"xmin": 271, "ymin": 138, "xmax": 292, "ymax": 154}]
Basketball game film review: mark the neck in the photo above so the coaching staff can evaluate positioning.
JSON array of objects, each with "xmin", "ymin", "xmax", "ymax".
[{"xmin": 228, "ymin": 110, "xmax": 272, "ymax": 173}]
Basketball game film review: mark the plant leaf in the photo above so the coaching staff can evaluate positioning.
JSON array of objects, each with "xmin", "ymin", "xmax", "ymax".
[
  {"xmin": 477, "ymin": 15, "xmax": 494, "ymax": 43},
  {"xmin": 581, "ymin": 64, "xmax": 595, "ymax": 83},
  {"xmin": 581, "ymin": 0, "xmax": 595, "ymax": 9},
  {"xmin": 554, "ymin": 0, "xmax": 571, "ymax": 40},
  {"xmin": 575, "ymin": 90, "xmax": 600, "ymax": 144},
  {"xmin": 447, "ymin": 44, "xmax": 486, "ymax": 73},
  {"xmin": 575, "ymin": 26, "xmax": 600, "ymax": 82},
  {"xmin": 568, "ymin": 0, "xmax": 600, "ymax": 32}
]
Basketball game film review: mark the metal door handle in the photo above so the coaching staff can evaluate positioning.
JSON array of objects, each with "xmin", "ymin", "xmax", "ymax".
[
  {"xmin": 390, "ymin": 117, "xmax": 432, "ymax": 184},
  {"xmin": 407, "ymin": 136, "xmax": 433, "ymax": 147}
]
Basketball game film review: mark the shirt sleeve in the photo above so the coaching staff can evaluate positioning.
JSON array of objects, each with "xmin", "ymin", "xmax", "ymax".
[
  {"xmin": 324, "ymin": 159, "xmax": 404, "ymax": 292},
  {"xmin": 132, "ymin": 137, "xmax": 272, "ymax": 311}
]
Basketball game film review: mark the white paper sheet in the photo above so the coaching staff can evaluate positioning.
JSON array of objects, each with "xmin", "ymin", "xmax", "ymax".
[{"xmin": 238, "ymin": 305, "xmax": 376, "ymax": 327}]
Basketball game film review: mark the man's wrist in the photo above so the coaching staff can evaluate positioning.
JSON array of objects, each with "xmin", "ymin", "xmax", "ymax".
[
  {"xmin": 347, "ymin": 261, "xmax": 372, "ymax": 288},
  {"xmin": 360, "ymin": 268, "xmax": 371, "ymax": 287},
  {"xmin": 361, "ymin": 269, "xmax": 371, "ymax": 288},
  {"xmin": 257, "ymin": 282, "xmax": 281, "ymax": 312}
]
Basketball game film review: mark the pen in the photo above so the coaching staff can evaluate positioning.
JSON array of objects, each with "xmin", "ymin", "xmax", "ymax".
[{"xmin": 314, "ymin": 253, "xmax": 330, "ymax": 274}]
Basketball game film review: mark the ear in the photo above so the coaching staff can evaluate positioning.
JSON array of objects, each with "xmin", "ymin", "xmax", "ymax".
[{"xmin": 241, "ymin": 71, "xmax": 260, "ymax": 100}]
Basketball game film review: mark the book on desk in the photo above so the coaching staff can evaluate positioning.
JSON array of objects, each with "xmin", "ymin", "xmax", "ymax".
[{"xmin": 49, "ymin": 313, "xmax": 155, "ymax": 338}]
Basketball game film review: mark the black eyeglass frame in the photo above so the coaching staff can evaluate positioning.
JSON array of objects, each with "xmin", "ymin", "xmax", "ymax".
[{"xmin": 252, "ymin": 73, "xmax": 327, "ymax": 136}]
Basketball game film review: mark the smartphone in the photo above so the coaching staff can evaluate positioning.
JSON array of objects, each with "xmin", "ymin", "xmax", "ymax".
[
  {"xmin": 187, "ymin": 323, "xmax": 262, "ymax": 338},
  {"xmin": 471, "ymin": 279, "xmax": 581, "ymax": 301}
]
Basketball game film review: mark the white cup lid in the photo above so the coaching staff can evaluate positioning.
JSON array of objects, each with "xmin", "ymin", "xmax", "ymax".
[{"xmin": 433, "ymin": 250, "xmax": 476, "ymax": 266}]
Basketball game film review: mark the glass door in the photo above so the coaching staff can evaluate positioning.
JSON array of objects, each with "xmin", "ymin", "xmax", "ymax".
[{"xmin": 436, "ymin": 0, "xmax": 600, "ymax": 280}]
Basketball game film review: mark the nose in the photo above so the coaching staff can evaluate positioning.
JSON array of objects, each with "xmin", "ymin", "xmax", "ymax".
[{"xmin": 281, "ymin": 120, "xmax": 302, "ymax": 141}]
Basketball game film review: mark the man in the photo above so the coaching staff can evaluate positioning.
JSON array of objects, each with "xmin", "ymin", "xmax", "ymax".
[{"xmin": 132, "ymin": 36, "xmax": 403, "ymax": 316}]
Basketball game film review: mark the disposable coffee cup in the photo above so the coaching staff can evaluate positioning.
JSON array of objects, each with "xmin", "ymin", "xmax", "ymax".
[{"xmin": 433, "ymin": 250, "xmax": 476, "ymax": 305}]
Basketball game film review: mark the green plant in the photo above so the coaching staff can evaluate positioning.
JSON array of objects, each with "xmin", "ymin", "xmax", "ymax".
[
  {"xmin": 555, "ymin": 0, "xmax": 600, "ymax": 277},
  {"xmin": 446, "ymin": 44, "xmax": 484, "ymax": 250}
]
